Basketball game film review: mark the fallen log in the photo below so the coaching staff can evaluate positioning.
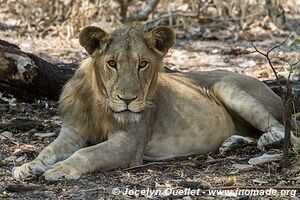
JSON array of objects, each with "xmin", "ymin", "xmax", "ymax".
[{"xmin": 0, "ymin": 39, "xmax": 77, "ymax": 102}]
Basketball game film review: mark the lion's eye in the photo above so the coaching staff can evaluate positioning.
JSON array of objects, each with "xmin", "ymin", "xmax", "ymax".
[
  {"xmin": 107, "ymin": 60, "xmax": 117, "ymax": 68},
  {"xmin": 139, "ymin": 61, "xmax": 148, "ymax": 69}
]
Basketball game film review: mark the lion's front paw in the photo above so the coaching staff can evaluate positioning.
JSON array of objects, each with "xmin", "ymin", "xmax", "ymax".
[
  {"xmin": 257, "ymin": 128, "xmax": 285, "ymax": 151},
  {"xmin": 12, "ymin": 160, "xmax": 49, "ymax": 180},
  {"xmin": 42, "ymin": 161, "xmax": 82, "ymax": 181},
  {"xmin": 219, "ymin": 135, "xmax": 256, "ymax": 154}
]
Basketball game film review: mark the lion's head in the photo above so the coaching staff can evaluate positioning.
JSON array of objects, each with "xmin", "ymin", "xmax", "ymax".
[{"xmin": 78, "ymin": 25, "xmax": 175, "ymax": 123}]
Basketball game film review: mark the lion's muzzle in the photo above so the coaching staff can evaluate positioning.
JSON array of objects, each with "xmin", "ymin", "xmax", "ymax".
[{"xmin": 110, "ymin": 95, "xmax": 145, "ymax": 123}]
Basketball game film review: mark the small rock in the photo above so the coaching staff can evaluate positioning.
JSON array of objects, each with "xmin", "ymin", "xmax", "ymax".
[
  {"xmin": 159, "ymin": 189, "xmax": 172, "ymax": 198},
  {"xmin": 29, "ymin": 128, "xmax": 37, "ymax": 133},
  {"xmin": 20, "ymin": 41, "xmax": 32, "ymax": 48},
  {"xmin": 199, "ymin": 181, "xmax": 211, "ymax": 189},
  {"xmin": 9, "ymin": 98, "xmax": 17, "ymax": 107},
  {"xmin": 248, "ymin": 153, "xmax": 282, "ymax": 165},
  {"xmin": 182, "ymin": 196, "xmax": 192, "ymax": 200},
  {"xmin": 0, "ymin": 131, "xmax": 15, "ymax": 141},
  {"xmin": 239, "ymin": 60, "xmax": 256, "ymax": 68},
  {"xmin": 34, "ymin": 132, "xmax": 56, "ymax": 138},
  {"xmin": 232, "ymin": 164, "xmax": 254, "ymax": 171},
  {"xmin": 252, "ymin": 178, "xmax": 268, "ymax": 185},
  {"xmin": 211, "ymin": 49, "xmax": 219, "ymax": 54},
  {"xmin": 15, "ymin": 156, "xmax": 26, "ymax": 163},
  {"xmin": 4, "ymin": 156, "xmax": 17, "ymax": 162}
]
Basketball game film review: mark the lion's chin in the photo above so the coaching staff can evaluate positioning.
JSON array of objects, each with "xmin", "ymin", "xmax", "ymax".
[{"xmin": 113, "ymin": 112, "xmax": 141, "ymax": 123}]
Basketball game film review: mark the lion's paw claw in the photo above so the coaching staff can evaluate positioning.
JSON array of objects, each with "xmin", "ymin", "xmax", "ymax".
[{"xmin": 12, "ymin": 160, "xmax": 48, "ymax": 180}]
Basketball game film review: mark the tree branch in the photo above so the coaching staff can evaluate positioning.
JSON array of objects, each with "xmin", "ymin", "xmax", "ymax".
[
  {"xmin": 235, "ymin": 21, "xmax": 291, "ymax": 81},
  {"xmin": 125, "ymin": 0, "xmax": 160, "ymax": 22}
]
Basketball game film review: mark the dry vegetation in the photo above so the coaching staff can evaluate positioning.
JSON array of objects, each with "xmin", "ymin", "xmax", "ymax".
[
  {"xmin": 1, "ymin": 0, "xmax": 300, "ymax": 199},
  {"xmin": 1, "ymin": 0, "xmax": 299, "ymax": 37}
]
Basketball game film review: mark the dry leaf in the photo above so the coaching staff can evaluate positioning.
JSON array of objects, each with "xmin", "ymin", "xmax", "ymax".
[{"xmin": 248, "ymin": 153, "xmax": 282, "ymax": 165}]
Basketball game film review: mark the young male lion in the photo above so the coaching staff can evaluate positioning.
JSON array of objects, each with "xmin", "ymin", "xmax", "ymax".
[{"xmin": 12, "ymin": 25, "xmax": 298, "ymax": 181}]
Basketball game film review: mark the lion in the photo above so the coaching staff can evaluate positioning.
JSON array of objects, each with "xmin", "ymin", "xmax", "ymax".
[{"xmin": 12, "ymin": 25, "xmax": 299, "ymax": 181}]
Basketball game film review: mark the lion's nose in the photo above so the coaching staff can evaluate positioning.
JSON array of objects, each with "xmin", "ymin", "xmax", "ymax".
[{"xmin": 117, "ymin": 95, "xmax": 138, "ymax": 105}]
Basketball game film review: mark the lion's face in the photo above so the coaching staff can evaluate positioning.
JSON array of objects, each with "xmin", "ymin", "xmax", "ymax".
[{"xmin": 79, "ymin": 26, "xmax": 175, "ymax": 123}]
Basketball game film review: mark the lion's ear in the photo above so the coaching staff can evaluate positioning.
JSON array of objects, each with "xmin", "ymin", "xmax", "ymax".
[
  {"xmin": 79, "ymin": 26, "xmax": 108, "ymax": 55},
  {"xmin": 146, "ymin": 27, "xmax": 175, "ymax": 55}
]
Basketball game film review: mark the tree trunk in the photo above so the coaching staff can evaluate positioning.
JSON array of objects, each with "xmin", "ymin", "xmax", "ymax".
[{"xmin": 0, "ymin": 39, "xmax": 77, "ymax": 102}]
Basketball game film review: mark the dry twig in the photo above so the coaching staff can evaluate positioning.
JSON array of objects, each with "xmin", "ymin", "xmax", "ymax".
[{"xmin": 123, "ymin": 161, "xmax": 166, "ymax": 171}]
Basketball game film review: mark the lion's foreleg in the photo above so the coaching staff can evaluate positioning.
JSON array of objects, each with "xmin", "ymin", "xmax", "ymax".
[
  {"xmin": 42, "ymin": 131, "xmax": 139, "ymax": 181},
  {"xmin": 12, "ymin": 125, "xmax": 86, "ymax": 180}
]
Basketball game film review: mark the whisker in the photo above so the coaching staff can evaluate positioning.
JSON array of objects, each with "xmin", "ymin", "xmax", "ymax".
[
  {"xmin": 145, "ymin": 100, "xmax": 157, "ymax": 108},
  {"xmin": 97, "ymin": 98, "xmax": 110, "ymax": 107}
]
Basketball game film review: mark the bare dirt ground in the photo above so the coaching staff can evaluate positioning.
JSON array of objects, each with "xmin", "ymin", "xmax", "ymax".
[{"xmin": 1, "ymin": 8, "xmax": 300, "ymax": 200}]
